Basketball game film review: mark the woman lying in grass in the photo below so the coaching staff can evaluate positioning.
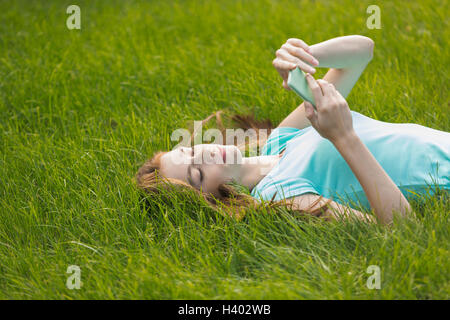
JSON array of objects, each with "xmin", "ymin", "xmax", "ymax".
[{"xmin": 137, "ymin": 35, "xmax": 449, "ymax": 225}]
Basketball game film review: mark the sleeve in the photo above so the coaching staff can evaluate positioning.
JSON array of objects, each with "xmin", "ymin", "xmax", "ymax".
[
  {"xmin": 260, "ymin": 127, "xmax": 302, "ymax": 156},
  {"xmin": 252, "ymin": 177, "xmax": 320, "ymax": 202}
]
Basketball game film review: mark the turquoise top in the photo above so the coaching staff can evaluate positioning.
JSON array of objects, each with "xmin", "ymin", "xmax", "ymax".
[{"xmin": 251, "ymin": 111, "xmax": 450, "ymax": 210}]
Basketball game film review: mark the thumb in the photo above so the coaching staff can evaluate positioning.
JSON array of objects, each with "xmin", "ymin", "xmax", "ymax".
[{"xmin": 304, "ymin": 101, "xmax": 317, "ymax": 125}]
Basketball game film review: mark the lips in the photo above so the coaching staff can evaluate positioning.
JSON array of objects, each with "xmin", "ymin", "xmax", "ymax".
[{"xmin": 219, "ymin": 147, "xmax": 226, "ymax": 163}]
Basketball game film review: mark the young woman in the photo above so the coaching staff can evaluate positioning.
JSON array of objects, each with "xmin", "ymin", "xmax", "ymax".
[{"xmin": 137, "ymin": 35, "xmax": 449, "ymax": 225}]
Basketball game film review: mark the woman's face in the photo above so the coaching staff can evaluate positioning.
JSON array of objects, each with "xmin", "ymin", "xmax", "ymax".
[{"xmin": 159, "ymin": 144, "xmax": 243, "ymax": 196}]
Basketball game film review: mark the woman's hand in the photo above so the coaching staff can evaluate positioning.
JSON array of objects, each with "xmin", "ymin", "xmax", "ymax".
[
  {"xmin": 303, "ymin": 74, "xmax": 355, "ymax": 144},
  {"xmin": 272, "ymin": 38, "xmax": 319, "ymax": 89},
  {"xmin": 303, "ymin": 72, "xmax": 412, "ymax": 225}
]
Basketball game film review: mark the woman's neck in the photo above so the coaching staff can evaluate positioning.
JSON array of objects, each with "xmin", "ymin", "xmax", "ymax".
[{"xmin": 236, "ymin": 154, "xmax": 282, "ymax": 190}]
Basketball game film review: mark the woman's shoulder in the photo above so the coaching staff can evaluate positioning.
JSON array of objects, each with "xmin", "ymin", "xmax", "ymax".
[{"xmin": 261, "ymin": 126, "xmax": 311, "ymax": 156}]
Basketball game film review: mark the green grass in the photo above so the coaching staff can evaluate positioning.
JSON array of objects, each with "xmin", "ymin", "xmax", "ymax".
[{"xmin": 0, "ymin": 0, "xmax": 449, "ymax": 299}]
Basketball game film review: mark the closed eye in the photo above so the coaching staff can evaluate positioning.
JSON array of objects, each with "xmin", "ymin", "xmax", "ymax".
[
  {"xmin": 189, "ymin": 146, "xmax": 204, "ymax": 185},
  {"xmin": 192, "ymin": 166, "xmax": 203, "ymax": 184},
  {"xmin": 188, "ymin": 166, "xmax": 203, "ymax": 187}
]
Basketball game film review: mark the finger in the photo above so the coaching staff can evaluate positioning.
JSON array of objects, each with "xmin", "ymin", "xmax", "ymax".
[
  {"xmin": 276, "ymin": 49, "xmax": 316, "ymax": 74},
  {"xmin": 297, "ymin": 60, "xmax": 316, "ymax": 74},
  {"xmin": 317, "ymin": 80, "xmax": 335, "ymax": 97},
  {"xmin": 275, "ymin": 49, "xmax": 299, "ymax": 65},
  {"xmin": 325, "ymin": 82, "xmax": 343, "ymax": 101},
  {"xmin": 304, "ymin": 101, "xmax": 317, "ymax": 126},
  {"xmin": 331, "ymin": 84, "xmax": 344, "ymax": 99},
  {"xmin": 282, "ymin": 80, "xmax": 291, "ymax": 90},
  {"xmin": 272, "ymin": 57, "xmax": 297, "ymax": 71},
  {"xmin": 286, "ymin": 38, "xmax": 311, "ymax": 53},
  {"xmin": 282, "ymin": 43, "xmax": 319, "ymax": 66},
  {"xmin": 305, "ymin": 73, "xmax": 324, "ymax": 105}
]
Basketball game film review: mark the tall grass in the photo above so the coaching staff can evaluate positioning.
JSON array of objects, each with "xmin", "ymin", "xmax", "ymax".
[{"xmin": 0, "ymin": 0, "xmax": 448, "ymax": 299}]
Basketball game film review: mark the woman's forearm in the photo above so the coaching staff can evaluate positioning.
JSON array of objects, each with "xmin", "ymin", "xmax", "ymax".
[
  {"xmin": 332, "ymin": 132, "xmax": 412, "ymax": 225},
  {"xmin": 310, "ymin": 35, "xmax": 374, "ymax": 69},
  {"xmin": 277, "ymin": 36, "xmax": 374, "ymax": 130}
]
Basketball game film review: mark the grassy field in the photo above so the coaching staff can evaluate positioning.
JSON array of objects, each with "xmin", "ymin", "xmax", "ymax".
[{"xmin": 0, "ymin": 0, "xmax": 449, "ymax": 299}]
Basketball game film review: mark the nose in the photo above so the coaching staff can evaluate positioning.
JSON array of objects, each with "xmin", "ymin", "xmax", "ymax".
[{"xmin": 179, "ymin": 147, "xmax": 191, "ymax": 157}]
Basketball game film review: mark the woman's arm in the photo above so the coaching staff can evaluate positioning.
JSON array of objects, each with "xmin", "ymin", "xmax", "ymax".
[
  {"xmin": 310, "ymin": 35, "xmax": 374, "ymax": 98},
  {"xmin": 303, "ymin": 74, "xmax": 413, "ymax": 225},
  {"xmin": 273, "ymin": 36, "xmax": 374, "ymax": 129},
  {"xmin": 289, "ymin": 193, "xmax": 376, "ymax": 223},
  {"xmin": 332, "ymin": 131, "xmax": 412, "ymax": 225}
]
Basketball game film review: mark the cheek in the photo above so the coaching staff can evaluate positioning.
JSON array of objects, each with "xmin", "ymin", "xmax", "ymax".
[{"xmin": 202, "ymin": 165, "xmax": 228, "ymax": 193}]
